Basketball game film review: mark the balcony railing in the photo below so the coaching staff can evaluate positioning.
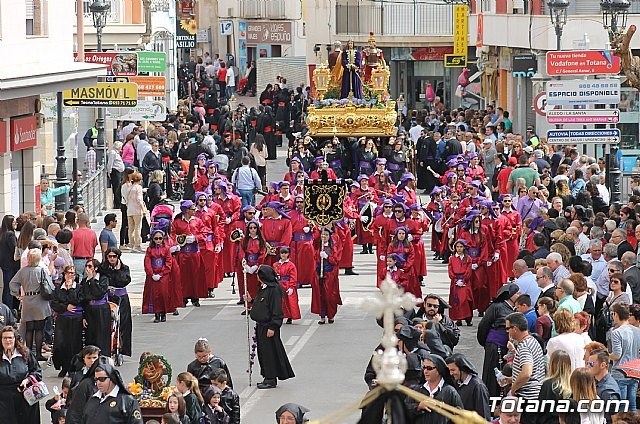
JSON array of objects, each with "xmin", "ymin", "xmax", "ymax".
[
  {"xmin": 240, "ymin": 0, "xmax": 288, "ymax": 19},
  {"xmin": 335, "ymin": 0, "xmax": 453, "ymax": 36}
]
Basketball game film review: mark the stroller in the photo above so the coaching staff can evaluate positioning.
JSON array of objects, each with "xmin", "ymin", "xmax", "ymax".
[
  {"xmin": 108, "ymin": 290, "xmax": 123, "ymax": 366},
  {"xmin": 151, "ymin": 202, "xmax": 175, "ymax": 226},
  {"xmin": 170, "ymin": 162, "xmax": 186, "ymax": 201}
]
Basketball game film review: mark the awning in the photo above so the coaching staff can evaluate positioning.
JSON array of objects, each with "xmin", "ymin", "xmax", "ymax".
[{"xmin": 0, "ymin": 62, "xmax": 106, "ymax": 101}]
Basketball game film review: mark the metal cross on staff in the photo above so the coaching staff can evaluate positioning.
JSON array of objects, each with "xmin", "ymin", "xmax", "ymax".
[{"xmin": 361, "ymin": 274, "xmax": 419, "ymax": 390}]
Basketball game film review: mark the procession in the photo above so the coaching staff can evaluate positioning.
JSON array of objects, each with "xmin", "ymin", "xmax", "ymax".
[{"xmin": 4, "ymin": 6, "xmax": 640, "ymax": 422}]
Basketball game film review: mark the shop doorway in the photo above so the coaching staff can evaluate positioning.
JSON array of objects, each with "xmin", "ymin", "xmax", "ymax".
[{"xmin": 411, "ymin": 77, "xmax": 444, "ymax": 112}]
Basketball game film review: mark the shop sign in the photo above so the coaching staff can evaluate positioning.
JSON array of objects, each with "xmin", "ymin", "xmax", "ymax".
[
  {"xmin": 513, "ymin": 54, "xmax": 537, "ymax": 77},
  {"xmin": 546, "ymin": 79, "xmax": 620, "ymax": 106},
  {"xmin": 10, "ymin": 116, "xmax": 37, "ymax": 151},
  {"xmin": 245, "ymin": 21, "xmax": 292, "ymax": 45},
  {"xmin": 453, "ymin": 5, "xmax": 468, "ymax": 55},
  {"xmin": 75, "ymin": 52, "xmax": 166, "ymax": 75},
  {"xmin": 444, "ymin": 54, "xmax": 467, "ymax": 68},
  {"xmin": 63, "ymin": 82, "xmax": 138, "ymax": 107},
  {"xmin": 177, "ymin": 20, "xmax": 197, "ymax": 49},
  {"xmin": 128, "ymin": 76, "xmax": 166, "ymax": 96},
  {"xmin": 411, "ymin": 47, "xmax": 453, "ymax": 61},
  {"xmin": 178, "ymin": 0, "xmax": 195, "ymax": 17},
  {"xmin": 546, "ymin": 50, "xmax": 620, "ymax": 75}
]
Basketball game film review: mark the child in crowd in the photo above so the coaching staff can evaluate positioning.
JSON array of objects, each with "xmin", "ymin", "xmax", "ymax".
[
  {"xmin": 211, "ymin": 369, "xmax": 240, "ymax": 424},
  {"xmin": 45, "ymin": 377, "xmax": 71, "ymax": 423},
  {"xmin": 176, "ymin": 372, "xmax": 204, "ymax": 424},
  {"xmin": 447, "ymin": 239, "xmax": 473, "ymax": 326},
  {"xmin": 165, "ymin": 393, "xmax": 190, "ymax": 424},
  {"xmin": 186, "ymin": 338, "xmax": 233, "ymax": 394},
  {"xmin": 272, "ymin": 246, "xmax": 300, "ymax": 324},
  {"xmin": 202, "ymin": 385, "xmax": 230, "ymax": 424}
]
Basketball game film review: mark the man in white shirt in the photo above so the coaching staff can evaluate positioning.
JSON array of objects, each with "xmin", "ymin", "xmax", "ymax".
[
  {"xmin": 408, "ymin": 119, "xmax": 424, "ymax": 144},
  {"xmin": 226, "ymin": 64, "xmax": 236, "ymax": 99},
  {"xmin": 136, "ymin": 134, "xmax": 151, "ymax": 166}
]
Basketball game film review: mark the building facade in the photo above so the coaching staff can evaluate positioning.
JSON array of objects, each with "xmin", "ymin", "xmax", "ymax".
[{"xmin": 0, "ymin": 0, "xmax": 103, "ymax": 216}]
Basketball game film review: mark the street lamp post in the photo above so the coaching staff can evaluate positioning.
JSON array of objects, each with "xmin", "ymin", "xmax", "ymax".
[
  {"xmin": 548, "ymin": 0, "xmax": 570, "ymax": 51},
  {"xmin": 601, "ymin": 0, "xmax": 630, "ymax": 206},
  {"xmin": 601, "ymin": 0, "xmax": 631, "ymax": 41},
  {"xmin": 90, "ymin": 0, "xmax": 110, "ymax": 167},
  {"xmin": 54, "ymin": 92, "xmax": 69, "ymax": 211}
]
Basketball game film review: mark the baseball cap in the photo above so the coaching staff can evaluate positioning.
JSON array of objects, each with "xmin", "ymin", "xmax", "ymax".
[{"xmin": 508, "ymin": 157, "xmax": 517, "ymax": 165}]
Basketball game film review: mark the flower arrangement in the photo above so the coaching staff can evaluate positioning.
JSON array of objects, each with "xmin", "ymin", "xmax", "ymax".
[{"xmin": 313, "ymin": 97, "xmax": 386, "ymax": 110}]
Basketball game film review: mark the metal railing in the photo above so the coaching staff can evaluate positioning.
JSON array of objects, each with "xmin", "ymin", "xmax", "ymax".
[
  {"xmin": 78, "ymin": 166, "xmax": 107, "ymax": 223},
  {"xmin": 335, "ymin": 0, "xmax": 453, "ymax": 36}
]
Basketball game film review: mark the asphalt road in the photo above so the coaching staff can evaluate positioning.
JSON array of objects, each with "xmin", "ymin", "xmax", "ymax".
[{"xmin": 40, "ymin": 142, "xmax": 485, "ymax": 423}]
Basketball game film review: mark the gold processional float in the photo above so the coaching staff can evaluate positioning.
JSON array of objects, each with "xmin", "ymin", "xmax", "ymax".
[{"xmin": 307, "ymin": 34, "xmax": 397, "ymax": 138}]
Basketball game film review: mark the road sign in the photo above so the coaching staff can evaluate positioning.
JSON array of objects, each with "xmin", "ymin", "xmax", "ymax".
[
  {"xmin": 546, "ymin": 79, "xmax": 620, "ymax": 105},
  {"xmin": 117, "ymin": 100, "xmax": 166, "ymax": 121},
  {"xmin": 444, "ymin": 54, "xmax": 467, "ymax": 67},
  {"xmin": 546, "ymin": 129, "xmax": 620, "ymax": 145},
  {"xmin": 63, "ymin": 82, "xmax": 138, "ymax": 107},
  {"xmin": 546, "ymin": 109, "xmax": 620, "ymax": 124},
  {"xmin": 128, "ymin": 76, "xmax": 166, "ymax": 97},
  {"xmin": 534, "ymin": 92, "xmax": 547, "ymax": 116},
  {"xmin": 546, "ymin": 50, "xmax": 620, "ymax": 75}
]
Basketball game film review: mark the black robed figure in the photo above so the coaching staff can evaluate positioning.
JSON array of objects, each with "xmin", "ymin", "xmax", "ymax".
[{"xmin": 250, "ymin": 265, "xmax": 295, "ymax": 389}]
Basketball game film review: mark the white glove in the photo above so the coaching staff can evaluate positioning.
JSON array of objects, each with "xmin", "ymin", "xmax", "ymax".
[
  {"xmin": 170, "ymin": 245, "xmax": 180, "ymax": 253},
  {"xmin": 303, "ymin": 226, "xmax": 310, "ymax": 233},
  {"xmin": 493, "ymin": 252, "xmax": 500, "ymax": 261},
  {"xmin": 185, "ymin": 235, "xmax": 196, "ymax": 243},
  {"xmin": 286, "ymin": 288, "xmax": 294, "ymax": 295},
  {"xmin": 407, "ymin": 234, "xmax": 413, "ymax": 242},
  {"xmin": 320, "ymin": 251, "xmax": 329, "ymax": 259},
  {"xmin": 214, "ymin": 245, "xmax": 222, "ymax": 253},
  {"xmin": 243, "ymin": 264, "xmax": 251, "ymax": 273},
  {"xmin": 379, "ymin": 255, "xmax": 386, "ymax": 261},
  {"xmin": 361, "ymin": 215, "xmax": 369, "ymax": 224},
  {"xmin": 456, "ymin": 280, "xmax": 465, "ymax": 287},
  {"xmin": 487, "ymin": 261, "xmax": 493, "ymax": 267},
  {"xmin": 471, "ymin": 264, "xmax": 478, "ymax": 270},
  {"xmin": 152, "ymin": 274, "xmax": 161, "ymax": 281},
  {"xmin": 250, "ymin": 265, "xmax": 259, "ymax": 273},
  {"xmin": 225, "ymin": 217, "xmax": 231, "ymax": 224}
]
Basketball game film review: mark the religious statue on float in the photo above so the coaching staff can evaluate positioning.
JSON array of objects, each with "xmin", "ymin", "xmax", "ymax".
[
  {"xmin": 341, "ymin": 39, "xmax": 363, "ymax": 99},
  {"xmin": 363, "ymin": 32, "xmax": 386, "ymax": 84}
]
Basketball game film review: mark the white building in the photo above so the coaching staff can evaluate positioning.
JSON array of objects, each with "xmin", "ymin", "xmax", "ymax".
[{"xmin": 0, "ymin": 1, "xmax": 103, "ymax": 216}]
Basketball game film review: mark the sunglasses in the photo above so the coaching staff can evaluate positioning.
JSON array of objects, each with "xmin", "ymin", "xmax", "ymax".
[
  {"xmin": 424, "ymin": 366, "xmax": 437, "ymax": 371},
  {"xmin": 505, "ymin": 326, "xmax": 514, "ymax": 331},
  {"xmin": 587, "ymin": 361, "xmax": 595, "ymax": 367},
  {"xmin": 153, "ymin": 237, "xmax": 164, "ymax": 241},
  {"xmin": 394, "ymin": 210, "xmax": 404, "ymax": 213},
  {"xmin": 198, "ymin": 199, "xmax": 206, "ymax": 202},
  {"xmin": 246, "ymin": 211, "xmax": 256, "ymax": 215},
  {"xmin": 384, "ymin": 205, "xmax": 393, "ymax": 208},
  {"xmin": 95, "ymin": 376, "xmax": 109, "ymax": 383},
  {"xmin": 426, "ymin": 303, "xmax": 439, "ymax": 308},
  {"xmin": 107, "ymin": 254, "xmax": 118, "ymax": 258},
  {"xmin": 189, "ymin": 208, "xmax": 197, "ymax": 211}
]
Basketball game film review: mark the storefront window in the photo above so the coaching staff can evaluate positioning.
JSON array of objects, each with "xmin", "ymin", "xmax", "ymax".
[{"xmin": 619, "ymin": 87, "xmax": 639, "ymax": 150}]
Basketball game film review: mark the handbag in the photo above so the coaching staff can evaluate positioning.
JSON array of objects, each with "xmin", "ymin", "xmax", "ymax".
[
  {"xmin": 22, "ymin": 375, "xmax": 49, "ymax": 406},
  {"xmin": 39, "ymin": 269, "xmax": 54, "ymax": 301}
]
